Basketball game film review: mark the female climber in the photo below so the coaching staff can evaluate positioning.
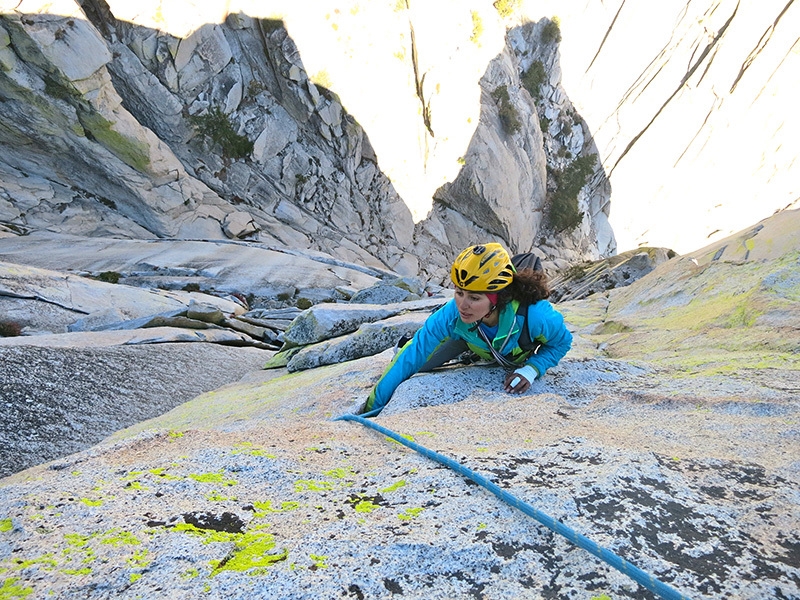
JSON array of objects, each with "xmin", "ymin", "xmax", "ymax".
[{"xmin": 361, "ymin": 242, "xmax": 572, "ymax": 415}]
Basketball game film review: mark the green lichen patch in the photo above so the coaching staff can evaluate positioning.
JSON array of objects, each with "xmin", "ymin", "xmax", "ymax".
[
  {"xmin": 398, "ymin": 507, "xmax": 424, "ymax": 521},
  {"xmin": 353, "ymin": 499, "xmax": 379, "ymax": 513},
  {"xmin": 293, "ymin": 479, "xmax": 334, "ymax": 493},
  {"xmin": 206, "ymin": 490, "xmax": 239, "ymax": 502},
  {"xmin": 100, "ymin": 529, "xmax": 140, "ymax": 547},
  {"xmin": 379, "ymin": 480, "xmax": 407, "ymax": 494},
  {"xmin": 0, "ymin": 577, "xmax": 33, "ymax": 599},
  {"xmin": 79, "ymin": 498, "xmax": 102, "ymax": 507},
  {"xmin": 309, "ymin": 554, "xmax": 328, "ymax": 569},
  {"xmin": 232, "ymin": 442, "xmax": 275, "ymax": 458},
  {"xmin": 386, "ymin": 433, "xmax": 415, "ymax": 445},
  {"xmin": 252, "ymin": 500, "xmax": 300, "ymax": 518},
  {"xmin": 0, "ymin": 519, "xmax": 11, "ymax": 533},
  {"xmin": 189, "ymin": 472, "xmax": 238, "ymax": 487},
  {"xmin": 347, "ymin": 494, "xmax": 386, "ymax": 514},
  {"xmin": 6, "ymin": 555, "xmax": 57, "ymax": 571},
  {"xmin": 593, "ymin": 320, "xmax": 632, "ymax": 335},
  {"xmin": 148, "ymin": 467, "xmax": 183, "ymax": 481},
  {"xmin": 263, "ymin": 347, "xmax": 302, "ymax": 369},
  {"xmin": 77, "ymin": 109, "xmax": 150, "ymax": 173},
  {"xmin": 323, "ymin": 466, "xmax": 356, "ymax": 479},
  {"xmin": 171, "ymin": 523, "xmax": 287, "ymax": 576},
  {"xmin": 180, "ymin": 567, "xmax": 200, "ymax": 580},
  {"xmin": 126, "ymin": 549, "xmax": 151, "ymax": 569}
]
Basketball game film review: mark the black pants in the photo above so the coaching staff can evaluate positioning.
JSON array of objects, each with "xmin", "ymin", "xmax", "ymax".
[{"xmin": 417, "ymin": 338, "xmax": 470, "ymax": 372}]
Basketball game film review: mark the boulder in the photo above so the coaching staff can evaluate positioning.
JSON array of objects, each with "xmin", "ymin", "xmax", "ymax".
[
  {"xmin": 286, "ymin": 312, "xmax": 430, "ymax": 372},
  {"xmin": 0, "ymin": 261, "xmax": 243, "ymax": 335},
  {"xmin": 348, "ymin": 276, "xmax": 426, "ymax": 304},
  {"xmin": 281, "ymin": 298, "xmax": 445, "ymax": 348},
  {"xmin": 186, "ymin": 301, "xmax": 226, "ymax": 325},
  {"xmin": 349, "ymin": 284, "xmax": 418, "ymax": 305},
  {"xmin": 222, "ymin": 211, "xmax": 260, "ymax": 239},
  {"xmin": 550, "ymin": 247, "xmax": 676, "ymax": 302}
]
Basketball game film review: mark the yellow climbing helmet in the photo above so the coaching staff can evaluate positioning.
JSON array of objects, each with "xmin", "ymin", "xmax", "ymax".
[{"xmin": 450, "ymin": 243, "xmax": 515, "ymax": 292}]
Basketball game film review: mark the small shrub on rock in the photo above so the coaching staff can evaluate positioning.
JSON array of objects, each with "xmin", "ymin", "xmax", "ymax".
[
  {"xmin": 548, "ymin": 154, "xmax": 596, "ymax": 232},
  {"xmin": 95, "ymin": 271, "xmax": 120, "ymax": 284},
  {"xmin": 522, "ymin": 60, "xmax": 546, "ymax": 99},
  {"xmin": 491, "ymin": 85, "xmax": 521, "ymax": 135},
  {"xmin": 541, "ymin": 17, "xmax": 561, "ymax": 44},
  {"xmin": 190, "ymin": 106, "xmax": 253, "ymax": 159},
  {"xmin": 0, "ymin": 320, "xmax": 22, "ymax": 337}
]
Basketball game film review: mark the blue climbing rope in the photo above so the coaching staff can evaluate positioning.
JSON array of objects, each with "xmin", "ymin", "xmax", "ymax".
[{"xmin": 335, "ymin": 412, "xmax": 692, "ymax": 600}]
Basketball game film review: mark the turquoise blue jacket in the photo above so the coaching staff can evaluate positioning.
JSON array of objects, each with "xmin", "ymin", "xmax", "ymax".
[{"xmin": 365, "ymin": 298, "xmax": 572, "ymax": 413}]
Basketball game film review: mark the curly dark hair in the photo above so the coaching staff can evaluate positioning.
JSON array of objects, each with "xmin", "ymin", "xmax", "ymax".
[{"xmin": 497, "ymin": 268, "xmax": 550, "ymax": 307}]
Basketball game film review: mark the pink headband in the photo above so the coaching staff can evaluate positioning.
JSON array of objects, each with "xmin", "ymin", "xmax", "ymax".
[{"xmin": 485, "ymin": 292, "xmax": 498, "ymax": 306}]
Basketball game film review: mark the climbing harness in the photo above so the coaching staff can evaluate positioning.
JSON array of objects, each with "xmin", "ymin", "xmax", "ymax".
[{"xmin": 335, "ymin": 412, "xmax": 692, "ymax": 600}]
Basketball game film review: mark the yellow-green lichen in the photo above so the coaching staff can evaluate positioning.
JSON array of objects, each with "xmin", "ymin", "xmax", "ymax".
[
  {"xmin": 398, "ymin": 507, "xmax": 424, "ymax": 521},
  {"xmin": 62, "ymin": 533, "xmax": 97, "ymax": 567},
  {"xmin": 232, "ymin": 442, "xmax": 275, "ymax": 458},
  {"xmin": 206, "ymin": 490, "xmax": 238, "ymax": 502},
  {"xmin": 0, "ymin": 577, "xmax": 33, "ymax": 598},
  {"xmin": 379, "ymin": 480, "xmax": 407, "ymax": 493},
  {"xmin": 180, "ymin": 567, "xmax": 200, "ymax": 580},
  {"xmin": 79, "ymin": 498, "xmax": 102, "ymax": 507},
  {"xmin": 386, "ymin": 433, "xmax": 415, "ymax": 445},
  {"xmin": 126, "ymin": 549, "xmax": 150, "ymax": 569},
  {"xmin": 294, "ymin": 480, "xmax": 334, "ymax": 493},
  {"xmin": 252, "ymin": 500, "xmax": 300, "ymax": 517},
  {"xmin": 129, "ymin": 573, "xmax": 142, "ymax": 583},
  {"xmin": 0, "ymin": 520, "xmax": 11, "ymax": 533},
  {"xmin": 309, "ymin": 554, "xmax": 328, "ymax": 569},
  {"xmin": 353, "ymin": 500, "xmax": 380, "ymax": 514},
  {"xmin": 189, "ymin": 472, "xmax": 238, "ymax": 487},
  {"xmin": 148, "ymin": 468, "xmax": 182, "ymax": 481},
  {"xmin": 8, "ymin": 555, "xmax": 57, "ymax": 571},
  {"xmin": 77, "ymin": 109, "xmax": 150, "ymax": 173},
  {"xmin": 170, "ymin": 524, "xmax": 288, "ymax": 576},
  {"xmin": 324, "ymin": 467, "xmax": 355, "ymax": 479},
  {"xmin": 100, "ymin": 529, "xmax": 140, "ymax": 547}
]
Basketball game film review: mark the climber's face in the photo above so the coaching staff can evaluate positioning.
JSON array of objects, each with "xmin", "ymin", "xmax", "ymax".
[{"xmin": 454, "ymin": 288, "xmax": 493, "ymax": 324}]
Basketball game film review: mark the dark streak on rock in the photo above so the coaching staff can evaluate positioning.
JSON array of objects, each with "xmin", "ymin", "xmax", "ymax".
[{"xmin": 610, "ymin": 2, "xmax": 740, "ymax": 176}]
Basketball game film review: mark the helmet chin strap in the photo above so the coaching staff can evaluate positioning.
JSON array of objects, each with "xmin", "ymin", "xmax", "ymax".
[
  {"xmin": 469, "ymin": 303, "xmax": 497, "ymax": 331},
  {"xmin": 467, "ymin": 291, "xmax": 499, "ymax": 331}
]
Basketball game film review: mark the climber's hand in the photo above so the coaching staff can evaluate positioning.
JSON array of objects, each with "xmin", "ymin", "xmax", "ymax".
[{"xmin": 504, "ymin": 372, "xmax": 530, "ymax": 394}]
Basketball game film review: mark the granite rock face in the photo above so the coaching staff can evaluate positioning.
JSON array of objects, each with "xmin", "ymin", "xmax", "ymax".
[
  {"xmin": 0, "ymin": 0, "xmax": 611, "ymax": 284},
  {"xmin": 0, "ymin": 209, "xmax": 797, "ymax": 600}
]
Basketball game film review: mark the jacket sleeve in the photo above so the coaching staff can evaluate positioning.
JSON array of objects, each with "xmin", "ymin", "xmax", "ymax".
[
  {"xmin": 523, "ymin": 300, "xmax": 572, "ymax": 378},
  {"xmin": 365, "ymin": 299, "xmax": 459, "ymax": 413}
]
